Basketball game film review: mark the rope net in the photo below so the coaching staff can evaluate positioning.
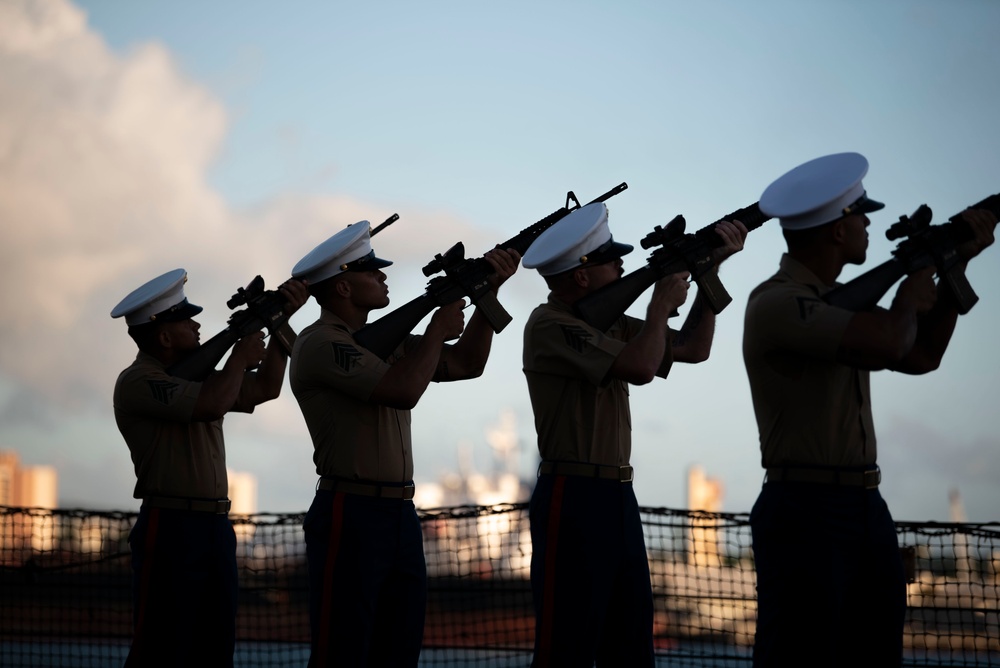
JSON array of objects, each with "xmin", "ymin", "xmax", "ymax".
[{"xmin": 1, "ymin": 505, "xmax": 997, "ymax": 666}]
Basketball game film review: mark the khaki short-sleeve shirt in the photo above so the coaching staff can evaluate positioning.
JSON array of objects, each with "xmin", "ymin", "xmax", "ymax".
[
  {"xmin": 743, "ymin": 254, "xmax": 877, "ymax": 468},
  {"xmin": 290, "ymin": 309, "xmax": 415, "ymax": 482},
  {"xmin": 113, "ymin": 351, "xmax": 254, "ymax": 499},
  {"xmin": 522, "ymin": 296, "xmax": 644, "ymax": 466}
]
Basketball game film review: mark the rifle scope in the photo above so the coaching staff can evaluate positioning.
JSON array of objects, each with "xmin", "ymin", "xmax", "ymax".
[
  {"xmin": 885, "ymin": 205, "xmax": 932, "ymax": 241},
  {"xmin": 226, "ymin": 275, "xmax": 265, "ymax": 309}
]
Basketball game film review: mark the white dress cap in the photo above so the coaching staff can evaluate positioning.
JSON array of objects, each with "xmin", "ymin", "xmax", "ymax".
[
  {"xmin": 759, "ymin": 152, "xmax": 885, "ymax": 230},
  {"xmin": 522, "ymin": 202, "xmax": 633, "ymax": 276},
  {"xmin": 292, "ymin": 221, "xmax": 393, "ymax": 284},
  {"xmin": 110, "ymin": 268, "xmax": 203, "ymax": 327}
]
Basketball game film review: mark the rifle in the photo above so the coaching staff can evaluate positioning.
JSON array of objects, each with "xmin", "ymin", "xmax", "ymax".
[
  {"xmin": 168, "ymin": 213, "xmax": 401, "ymax": 380},
  {"xmin": 166, "ymin": 276, "xmax": 298, "ymax": 381},
  {"xmin": 824, "ymin": 193, "xmax": 1000, "ymax": 314},
  {"xmin": 354, "ymin": 183, "xmax": 629, "ymax": 360},
  {"xmin": 574, "ymin": 202, "xmax": 772, "ymax": 331}
]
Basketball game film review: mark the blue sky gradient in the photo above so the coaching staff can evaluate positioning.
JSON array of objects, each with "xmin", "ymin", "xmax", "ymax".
[{"xmin": 1, "ymin": 0, "xmax": 998, "ymax": 520}]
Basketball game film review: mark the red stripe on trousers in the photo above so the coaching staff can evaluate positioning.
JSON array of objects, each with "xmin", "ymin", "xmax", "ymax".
[
  {"xmin": 537, "ymin": 475, "xmax": 566, "ymax": 667},
  {"xmin": 315, "ymin": 492, "xmax": 346, "ymax": 666},
  {"xmin": 131, "ymin": 507, "xmax": 160, "ymax": 659}
]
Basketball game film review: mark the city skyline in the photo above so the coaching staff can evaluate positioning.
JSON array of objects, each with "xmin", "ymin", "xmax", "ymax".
[{"xmin": 1, "ymin": 0, "xmax": 998, "ymax": 521}]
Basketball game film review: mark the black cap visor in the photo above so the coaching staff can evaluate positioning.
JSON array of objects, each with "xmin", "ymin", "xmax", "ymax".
[
  {"xmin": 842, "ymin": 192, "xmax": 885, "ymax": 217},
  {"xmin": 580, "ymin": 237, "xmax": 634, "ymax": 267},
  {"xmin": 344, "ymin": 250, "xmax": 393, "ymax": 272},
  {"xmin": 154, "ymin": 299, "xmax": 203, "ymax": 323}
]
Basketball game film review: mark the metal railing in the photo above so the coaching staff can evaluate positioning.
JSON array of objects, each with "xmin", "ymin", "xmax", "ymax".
[{"xmin": 1, "ymin": 505, "xmax": 998, "ymax": 667}]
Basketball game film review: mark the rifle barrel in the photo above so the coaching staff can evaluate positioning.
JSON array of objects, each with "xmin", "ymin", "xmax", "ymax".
[
  {"xmin": 371, "ymin": 213, "xmax": 399, "ymax": 237},
  {"xmin": 586, "ymin": 182, "xmax": 628, "ymax": 205}
]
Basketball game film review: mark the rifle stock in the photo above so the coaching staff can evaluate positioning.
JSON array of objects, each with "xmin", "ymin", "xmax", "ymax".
[
  {"xmin": 824, "ymin": 193, "xmax": 1000, "ymax": 314},
  {"xmin": 575, "ymin": 202, "xmax": 771, "ymax": 331},
  {"xmin": 355, "ymin": 183, "xmax": 629, "ymax": 359},
  {"xmin": 823, "ymin": 260, "xmax": 910, "ymax": 312},
  {"xmin": 166, "ymin": 329, "xmax": 244, "ymax": 382}
]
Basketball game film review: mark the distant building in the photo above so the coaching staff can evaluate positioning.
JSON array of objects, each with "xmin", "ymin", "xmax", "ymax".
[
  {"xmin": 687, "ymin": 465, "xmax": 723, "ymax": 567},
  {"xmin": 228, "ymin": 468, "xmax": 258, "ymax": 543},
  {"xmin": 0, "ymin": 450, "xmax": 58, "ymax": 508},
  {"xmin": 0, "ymin": 450, "xmax": 59, "ymax": 557},
  {"xmin": 415, "ymin": 409, "xmax": 533, "ymax": 509},
  {"xmin": 228, "ymin": 469, "xmax": 258, "ymax": 516},
  {"xmin": 417, "ymin": 410, "xmax": 534, "ymax": 578}
]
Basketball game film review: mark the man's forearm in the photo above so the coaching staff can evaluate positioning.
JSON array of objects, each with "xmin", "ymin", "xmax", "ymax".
[
  {"xmin": 672, "ymin": 293, "xmax": 715, "ymax": 363},
  {"xmin": 441, "ymin": 305, "xmax": 495, "ymax": 380},
  {"xmin": 254, "ymin": 342, "xmax": 291, "ymax": 399}
]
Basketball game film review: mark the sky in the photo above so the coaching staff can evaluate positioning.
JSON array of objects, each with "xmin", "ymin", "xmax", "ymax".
[{"xmin": 1, "ymin": 0, "xmax": 998, "ymax": 521}]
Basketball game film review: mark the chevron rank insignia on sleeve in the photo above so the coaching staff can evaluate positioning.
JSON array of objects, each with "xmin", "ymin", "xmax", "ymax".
[
  {"xmin": 331, "ymin": 342, "xmax": 363, "ymax": 371},
  {"xmin": 147, "ymin": 379, "xmax": 179, "ymax": 405},
  {"xmin": 560, "ymin": 324, "xmax": 592, "ymax": 353}
]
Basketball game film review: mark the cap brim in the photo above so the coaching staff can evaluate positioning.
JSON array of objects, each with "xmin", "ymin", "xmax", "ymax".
[
  {"xmin": 610, "ymin": 241, "xmax": 634, "ymax": 258},
  {"xmin": 856, "ymin": 198, "xmax": 885, "ymax": 215},
  {"xmin": 584, "ymin": 240, "xmax": 633, "ymax": 266},
  {"xmin": 156, "ymin": 301, "xmax": 203, "ymax": 323},
  {"xmin": 345, "ymin": 252, "xmax": 393, "ymax": 272}
]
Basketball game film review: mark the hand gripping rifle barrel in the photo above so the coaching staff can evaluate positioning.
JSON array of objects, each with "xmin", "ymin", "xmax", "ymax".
[
  {"xmin": 353, "ymin": 182, "xmax": 629, "ymax": 360},
  {"xmin": 824, "ymin": 192, "xmax": 1000, "ymax": 314},
  {"xmin": 574, "ymin": 201, "xmax": 771, "ymax": 332}
]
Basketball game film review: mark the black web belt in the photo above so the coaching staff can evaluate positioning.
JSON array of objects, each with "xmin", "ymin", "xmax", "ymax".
[
  {"xmin": 317, "ymin": 478, "xmax": 415, "ymax": 500},
  {"xmin": 143, "ymin": 496, "xmax": 232, "ymax": 514},
  {"xmin": 765, "ymin": 466, "xmax": 880, "ymax": 489},
  {"xmin": 538, "ymin": 461, "xmax": 634, "ymax": 482}
]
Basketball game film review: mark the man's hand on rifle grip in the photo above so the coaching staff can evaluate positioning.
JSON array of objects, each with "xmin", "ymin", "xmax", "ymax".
[
  {"xmin": 651, "ymin": 272, "xmax": 691, "ymax": 320},
  {"xmin": 894, "ymin": 267, "xmax": 937, "ymax": 317},
  {"xmin": 231, "ymin": 331, "xmax": 266, "ymax": 371},
  {"xmin": 428, "ymin": 299, "xmax": 466, "ymax": 343}
]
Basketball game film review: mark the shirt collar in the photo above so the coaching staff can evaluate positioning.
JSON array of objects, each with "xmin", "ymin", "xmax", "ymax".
[
  {"xmin": 778, "ymin": 254, "xmax": 838, "ymax": 294},
  {"xmin": 319, "ymin": 307, "xmax": 354, "ymax": 333}
]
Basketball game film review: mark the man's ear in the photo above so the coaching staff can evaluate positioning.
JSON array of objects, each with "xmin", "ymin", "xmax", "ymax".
[
  {"xmin": 156, "ymin": 326, "xmax": 173, "ymax": 350},
  {"xmin": 334, "ymin": 276, "xmax": 352, "ymax": 299},
  {"xmin": 830, "ymin": 218, "xmax": 848, "ymax": 245},
  {"xmin": 572, "ymin": 267, "xmax": 590, "ymax": 289}
]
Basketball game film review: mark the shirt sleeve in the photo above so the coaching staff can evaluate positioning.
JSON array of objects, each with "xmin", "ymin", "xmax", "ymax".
[
  {"xmin": 113, "ymin": 365, "xmax": 201, "ymax": 423},
  {"xmin": 526, "ymin": 310, "xmax": 628, "ymax": 387},
  {"xmin": 298, "ymin": 326, "xmax": 393, "ymax": 401},
  {"xmin": 747, "ymin": 282, "xmax": 853, "ymax": 361}
]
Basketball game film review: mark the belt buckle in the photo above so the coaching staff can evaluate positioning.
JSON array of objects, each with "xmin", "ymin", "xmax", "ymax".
[
  {"xmin": 619, "ymin": 466, "xmax": 634, "ymax": 483},
  {"xmin": 864, "ymin": 468, "xmax": 880, "ymax": 489}
]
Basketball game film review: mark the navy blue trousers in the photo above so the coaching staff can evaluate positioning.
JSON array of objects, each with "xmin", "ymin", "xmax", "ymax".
[
  {"xmin": 750, "ymin": 482, "xmax": 905, "ymax": 668},
  {"xmin": 126, "ymin": 506, "xmax": 238, "ymax": 668},
  {"xmin": 529, "ymin": 474, "xmax": 654, "ymax": 668},
  {"xmin": 303, "ymin": 489, "xmax": 427, "ymax": 667}
]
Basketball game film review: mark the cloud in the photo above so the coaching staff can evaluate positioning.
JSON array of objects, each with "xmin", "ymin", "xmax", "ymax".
[
  {"xmin": 0, "ymin": 0, "xmax": 500, "ymax": 417},
  {"xmin": 0, "ymin": 0, "xmax": 228, "ymax": 402}
]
